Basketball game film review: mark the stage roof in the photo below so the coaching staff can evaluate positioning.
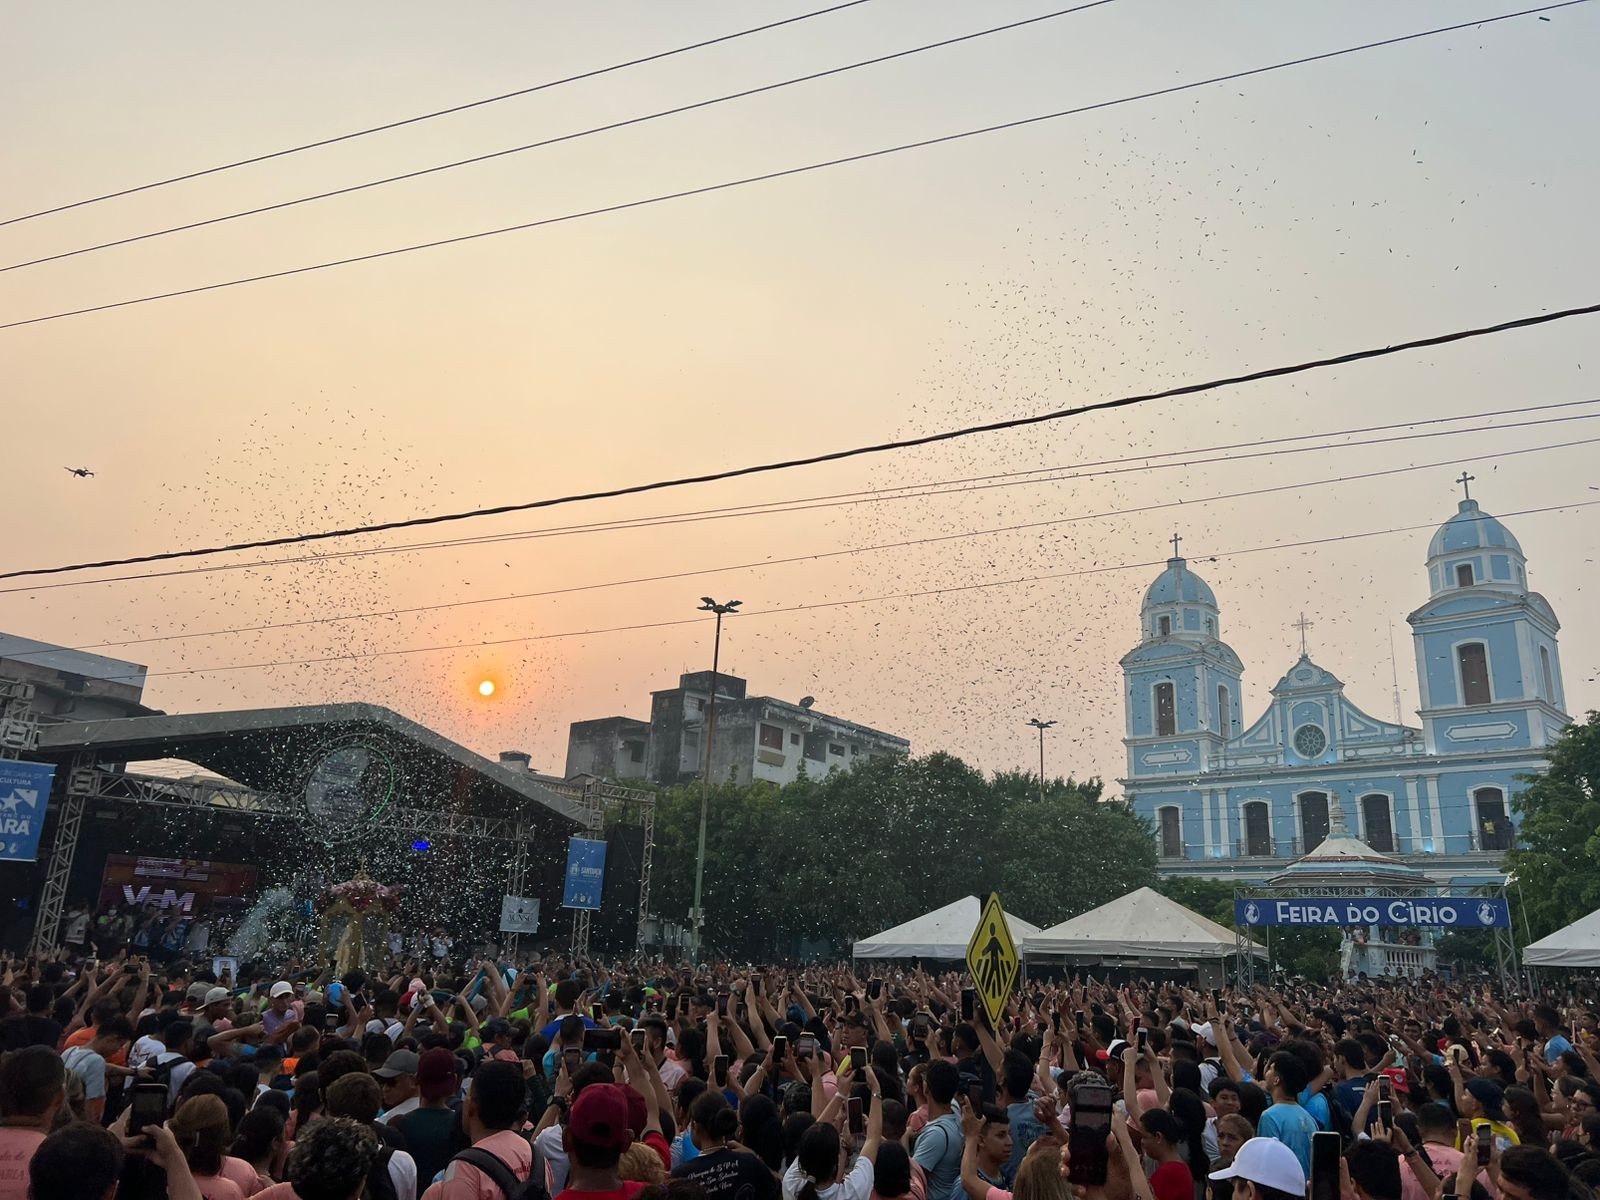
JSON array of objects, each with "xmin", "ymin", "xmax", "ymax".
[{"xmin": 36, "ymin": 702, "xmax": 585, "ymax": 826}]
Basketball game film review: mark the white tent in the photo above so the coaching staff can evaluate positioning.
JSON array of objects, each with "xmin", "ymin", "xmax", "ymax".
[
  {"xmin": 1523, "ymin": 907, "xmax": 1600, "ymax": 968},
  {"xmin": 1023, "ymin": 886, "xmax": 1265, "ymax": 962},
  {"xmin": 853, "ymin": 895, "xmax": 1041, "ymax": 960}
]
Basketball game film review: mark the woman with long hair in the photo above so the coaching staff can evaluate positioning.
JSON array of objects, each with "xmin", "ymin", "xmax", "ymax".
[
  {"xmin": 230, "ymin": 1105, "xmax": 287, "ymax": 1191},
  {"xmin": 167, "ymin": 1094, "xmax": 244, "ymax": 1200},
  {"xmin": 1504, "ymin": 1084, "xmax": 1549, "ymax": 1150},
  {"xmin": 782, "ymin": 1071, "xmax": 884, "ymax": 1200},
  {"xmin": 1137, "ymin": 1109, "xmax": 1194, "ymax": 1200},
  {"xmin": 676, "ymin": 1090, "xmax": 779, "ymax": 1200}
]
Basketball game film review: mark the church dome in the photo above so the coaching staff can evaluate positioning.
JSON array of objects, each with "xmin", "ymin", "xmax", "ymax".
[
  {"xmin": 1142, "ymin": 557, "xmax": 1217, "ymax": 610},
  {"xmin": 1427, "ymin": 499, "xmax": 1523, "ymax": 560}
]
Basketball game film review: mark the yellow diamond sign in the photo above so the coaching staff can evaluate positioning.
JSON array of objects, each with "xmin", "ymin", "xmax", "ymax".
[{"xmin": 965, "ymin": 892, "xmax": 1018, "ymax": 1030}]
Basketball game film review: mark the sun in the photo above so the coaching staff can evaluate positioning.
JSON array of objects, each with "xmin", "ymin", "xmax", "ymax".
[{"xmin": 477, "ymin": 679, "xmax": 496, "ymax": 697}]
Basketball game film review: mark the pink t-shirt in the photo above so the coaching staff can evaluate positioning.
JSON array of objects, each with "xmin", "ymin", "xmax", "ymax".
[
  {"xmin": 193, "ymin": 1173, "xmax": 245, "ymax": 1200},
  {"xmin": 422, "ymin": 1129, "xmax": 534, "ymax": 1200},
  {"xmin": 252, "ymin": 1185, "xmax": 299, "ymax": 1200},
  {"xmin": 219, "ymin": 1154, "xmax": 267, "ymax": 1197},
  {"xmin": 0, "ymin": 1128, "xmax": 46, "ymax": 1200}
]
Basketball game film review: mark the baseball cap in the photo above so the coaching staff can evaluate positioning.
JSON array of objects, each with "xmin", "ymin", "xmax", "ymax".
[
  {"xmin": 1193, "ymin": 1022, "xmax": 1216, "ymax": 1046},
  {"xmin": 1466, "ymin": 1077, "xmax": 1506, "ymax": 1119},
  {"xmin": 416, "ymin": 1047, "xmax": 460, "ymax": 1101},
  {"xmin": 1209, "ymin": 1137, "xmax": 1307, "ymax": 1195},
  {"xmin": 569, "ymin": 1082, "xmax": 634, "ymax": 1151},
  {"xmin": 269, "ymin": 981, "xmax": 294, "ymax": 999},
  {"xmin": 374, "ymin": 1050, "xmax": 421, "ymax": 1080},
  {"xmin": 203, "ymin": 987, "xmax": 232, "ymax": 1006},
  {"xmin": 186, "ymin": 982, "xmax": 212, "ymax": 1002},
  {"xmin": 1106, "ymin": 1039, "xmax": 1130, "ymax": 1059}
]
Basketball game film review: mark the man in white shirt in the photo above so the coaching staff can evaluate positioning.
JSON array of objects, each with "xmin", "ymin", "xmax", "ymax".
[{"xmin": 376, "ymin": 1049, "xmax": 422, "ymax": 1124}]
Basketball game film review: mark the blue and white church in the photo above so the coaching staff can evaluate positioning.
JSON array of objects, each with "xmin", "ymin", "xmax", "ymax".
[{"xmin": 1121, "ymin": 487, "xmax": 1569, "ymax": 888}]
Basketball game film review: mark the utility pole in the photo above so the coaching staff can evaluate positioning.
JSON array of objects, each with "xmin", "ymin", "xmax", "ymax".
[
  {"xmin": 1026, "ymin": 718, "xmax": 1055, "ymax": 804},
  {"xmin": 691, "ymin": 596, "xmax": 740, "ymax": 963}
]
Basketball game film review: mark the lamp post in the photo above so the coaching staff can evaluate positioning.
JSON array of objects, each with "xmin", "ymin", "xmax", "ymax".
[
  {"xmin": 1026, "ymin": 718, "xmax": 1056, "ymax": 804},
  {"xmin": 691, "ymin": 596, "xmax": 741, "ymax": 962}
]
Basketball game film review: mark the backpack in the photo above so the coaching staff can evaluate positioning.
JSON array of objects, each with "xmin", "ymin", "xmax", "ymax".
[
  {"xmin": 451, "ymin": 1146, "xmax": 548, "ymax": 1200},
  {"xmin": 365, "ymin": 1144, "xmax": 398, "ymax": 1200},
  {"xmin": 150, "ymin": 1054, "xmax": 189, "ymax": 1087}
]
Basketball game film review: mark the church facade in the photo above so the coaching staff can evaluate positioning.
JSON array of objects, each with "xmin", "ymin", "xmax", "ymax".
[{"xmin": 1120, "ymin": 490, "xmax": 1569, "ymax": 889}]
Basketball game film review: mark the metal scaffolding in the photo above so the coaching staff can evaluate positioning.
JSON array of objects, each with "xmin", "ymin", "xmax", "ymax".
[{"xmin": 25, "ymin": 762, "xmax": 658, "ymax": 956}]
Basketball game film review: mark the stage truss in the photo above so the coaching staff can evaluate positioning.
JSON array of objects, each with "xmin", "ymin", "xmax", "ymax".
[{"xmin": 28, "ymin": 761, "xmax": 655, "ymax": 959}]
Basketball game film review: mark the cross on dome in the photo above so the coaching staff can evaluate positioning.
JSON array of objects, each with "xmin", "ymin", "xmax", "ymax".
[
  {"xmin": 1456, "ymin": 471, "xmax": 1475, "ymax": 501},
  {"xmin": 1170, "ymin": 531, "xmax": 1183, "ymax": 559}
]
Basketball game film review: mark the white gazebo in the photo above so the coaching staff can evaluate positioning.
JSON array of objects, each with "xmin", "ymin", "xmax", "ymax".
[
  {"xmin": 852, "ymin": 895, "xmax": 1040, "ymax": 960},
  {"xmin": 1524, "ymin": 907, "xmax": 1600, "ymax": 969},
  {"xmin": 1022, "ymin": 886, "xmax": 1262, "ymax": 986}
]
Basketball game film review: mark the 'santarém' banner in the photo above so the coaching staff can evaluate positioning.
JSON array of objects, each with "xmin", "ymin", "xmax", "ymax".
[{"xmin": 1235, "ymin": 896, "xmax": 1510, "ymax": 928}]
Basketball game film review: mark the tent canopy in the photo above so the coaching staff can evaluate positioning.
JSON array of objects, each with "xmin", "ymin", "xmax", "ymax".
[
  {"xmin": 853, "ymin": 895, "xmax": 1041, "ymax": 960},
  {"xmin": 1023, "ymin": 886, "xmax": 1265, "ymax": 961},
  {"xmin": 1523, "ymin": 907, "xmax": 1600, "ymax": 968}
]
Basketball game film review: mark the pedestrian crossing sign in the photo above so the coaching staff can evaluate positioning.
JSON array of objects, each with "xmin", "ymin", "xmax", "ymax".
[{"xmin": 965, "ymin": 892, "xmax": 1018, "ymax": 1030}]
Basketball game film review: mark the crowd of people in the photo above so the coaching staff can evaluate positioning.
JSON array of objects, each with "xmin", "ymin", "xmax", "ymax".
[{"xmin": 2, "ymin": 937, "xmax": 1599, "ymax": 1200}]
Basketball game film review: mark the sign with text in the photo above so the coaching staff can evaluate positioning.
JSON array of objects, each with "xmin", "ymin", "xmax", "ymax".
[
  {"xmin": 561, "ymin": 838, "xmax": 607, "ymax": 910},
  {"xmin": 500, "ymin": 894, "xmax": 542, "ymax": 933},
  {"xmin": 98, "ymin": 855, "xmax": 260, "ymax": 914},
  {"xmin": 0, "ymin": 760, "xmax": 54, "ymax": 862},
  {"xmin": 965, "ymin": 892, "xmax": 1019, "ymax": 1031},
  {"xmin": 1235, "ymin": 896, "xmax": 1511, "ymax": 928}
]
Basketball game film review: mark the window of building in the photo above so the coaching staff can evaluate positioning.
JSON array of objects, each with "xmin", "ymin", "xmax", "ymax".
[
  {"xmin": 789, "ymin": 732, "xmax": 800, "ymax": 746},
  {"xmin": 1540, "ymin": 645, "xmax": 1555, "ymax": 701},
  {"xmin": 758, "ymin": 723, "xmax": 784, "ymax": 750},
  {"xmin": 1457, "ymin": 643, "xmax": 1491, "ymax": 706},
  {"xmin": 1217, "ymin": 685, "xmax": 1231, "ymax": 737},
  {"xmin": 1158, "ymin": 615, "xmax": 1172, "ymax": 637},
  {"xmin": 1474, "ymin": 787, "xmax": 1513, "ymax": 851},
  {"xmin": 1242, "ymin": 802, "xmax": 1271, "ymax": 857},
  {"xmin": 1361, "ymin": 793, "xmax": 1394, "ymax": 853},
  {"xmin": 626, "ymin": 740, "xmax": 644, "ymax": 764},
  {"xmin": 1456, "ymin": 562, "xmax": 1474, "ymax": 587},
  {"xmin": 1299, "ymin": 792, "xmax": 1330, "ymax": 853},
  {"xmin": 1158, "ymin": 807, "xmax": 1183, "ymax": 859},
  {"xmin": 850, "ymin": 744, "xmax": 860, "ymax": 756},
  {"xmin": 694, "ymin": 697, "xmax": 707, "ymax": 712},
  {"xmin": 1154, "ymin": 682, "xmax": 1176, "ymax": 737},
  {"xmin": 829, "ymin": 743, "xmax": 844, "ymax": 756}
]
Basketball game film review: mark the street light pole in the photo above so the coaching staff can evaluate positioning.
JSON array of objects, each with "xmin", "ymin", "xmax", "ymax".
[
  {"xmin": 1026, "ymin": 718, "xmax": 1055, "ymax": 804},
  {"xmin": 692, "ymin": 596, "xmax": 741, "ymax": 963}
]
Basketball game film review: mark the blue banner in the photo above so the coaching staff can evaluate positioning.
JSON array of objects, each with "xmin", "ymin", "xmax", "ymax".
[
  {"xmin": 1236, "ymin": 896, "xmax": 1510, "ymax": 928},
  {"xmin": 562, "ymin": 837, "xmax": 607, "ymax": 910},
  {"xmin": 0, "ymin": 760, "xmax": 55, "ymax": 863}
]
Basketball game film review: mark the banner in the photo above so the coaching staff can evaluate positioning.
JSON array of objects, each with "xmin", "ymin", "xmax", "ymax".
[
  {"xmin": 562, "ymin": 838, "xmax": 607, "ymax": 910},
  {"xmin": 500, "ymin": 895, "xmax": 542, "ymax": 933},
  {"xmin": 1236, "ymin": 896, "xmax": 1510, "ymax": 929},
  {"xmin": 98, "ymin": 855, "xmax": 260, "ymax": 914},
  {"xmin": 0, "ymin": 760, "xmax": 55, "ymax": 862}
]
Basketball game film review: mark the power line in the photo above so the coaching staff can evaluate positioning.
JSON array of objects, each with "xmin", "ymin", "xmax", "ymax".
[
  {"xmin": 3, "ymin": 400, "xmax": 1595, "ymax": 599},
  {"xmin": 0, "ymin": 0, "xmax": 881, "ymax": 228},
  {"xmin": 5, "ymin": 299, "xmax": 1599, "ymax": 584},
  {"xmin": 0, "ymin": 1, "xmax": 1119, "ymax": 273},
  {"xmin": 1, "ymin": 0, "xmax": 1583, "ymax": 332},
  {"xmin": 92, "ymin": 498, "xmax": 1600, "ymax": 683},
  {"xmin": 22, "ymin": 426, "xmax": 1600, "ymax": 658}
]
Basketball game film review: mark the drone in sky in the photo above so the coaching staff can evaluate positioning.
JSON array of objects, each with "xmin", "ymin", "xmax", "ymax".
[{"xmin": 63, "ymin": 467, "xmax": 95, "ymax": 478}]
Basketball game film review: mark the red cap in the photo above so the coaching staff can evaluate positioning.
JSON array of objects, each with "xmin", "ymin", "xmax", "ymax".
[
  {"xmin": 620, "ymin": 1084, "xmax": 649, "ymax": 1141},
  {"xmin": 416, "ymin": 1047, "xmax": 460, "ymax": 1101},
  {"xmin": 570, "ymin": 1083, "xmax": 634, "ymax": 1151}
]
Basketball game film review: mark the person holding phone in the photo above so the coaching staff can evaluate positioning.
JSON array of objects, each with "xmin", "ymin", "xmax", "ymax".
[
  {"xmin": 673, "ymin": 1091, "xmax": 778, "ymax": 1200},
  {"xmin": 911, "ymin": 1061, "xmax": 964, "ymax": 1200},
  {"xmin": 782, "ymin": 1062, "xmax": 881, "ymax": 1200}
]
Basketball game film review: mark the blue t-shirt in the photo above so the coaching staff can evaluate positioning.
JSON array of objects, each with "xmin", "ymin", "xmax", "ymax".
[
  {"xmin": 1258, "ymin": 1101, "xmax": 1319, "ymax": 1175},
  {"xmin": 913, "ymin": 1109, "xmax": 964, "ymax": 1200},
  {"xmin": 1298, "ymin": 1087, "xmax": 1333, "ymax": 1132},
  {"xmin": 1333, "ymin": 1079, "xmax": 1374, "ymax": 1127},
  {"xmin": 1545, "ymin": 1034, "xmax": 1574, "ymax": 1064},
  {"xmin": 1005, "ymin": 1097, "xmax": 1046, "ymax": 1186}
]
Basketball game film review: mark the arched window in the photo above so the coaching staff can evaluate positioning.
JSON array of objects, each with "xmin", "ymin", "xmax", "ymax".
[
  {"xmin": 1299, "ymin": 791, "xmax": 1330, "ymax": 854},
  {"xmin": 1158, "ymin": 807, "xmax": 1183, "ymax": 859},
  {"xmin": 1457, "ymin": 643, "xmax": 1491, "ymax": 706},
  {"xmin": 1474, "ymin": 787, "xmax": 1512, "ymax": 851},
  {"xmin": 1540, "ymin": 646, "xmax": 1555, "ymax": 701},
  {"xmin": 1242, "ymin": 801, "xmax": 1271, "ymax": 857},
  {"xmin": 1158, "ymin": 615, "xmax": 1172, "ymax": 637},
  {"xmin": 1217, "ymin": 685, "xmax": 1231, "ymax": 738},
  {"xmin": 1154, "ymin": 682, "xmax": 1176, "ymax": 737},
  {"xmin": 1361, "ymin": 793, "xmax": 1395, "ymax": 853}
]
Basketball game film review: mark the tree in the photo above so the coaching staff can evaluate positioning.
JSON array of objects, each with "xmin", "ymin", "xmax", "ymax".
[
  {"xmin": 1504, "ymin": 710, "xmax": 1600, "ymax": 941},
  {"xmin": 1154, "ymin": 877, "xmax": 1235, "ymax": 928}
]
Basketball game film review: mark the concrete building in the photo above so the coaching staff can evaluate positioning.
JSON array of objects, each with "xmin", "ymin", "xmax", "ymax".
[
  {"xmin": 1121, "ymin": 490, "xmax": 1569, "ymax": 889},
  {"xmin": 566, "ymin": 671, "xmax": 909, "ymax": 786},
  {"xmin": 0, "ymin": 633, "xmax": 154, "ymax": 725}
]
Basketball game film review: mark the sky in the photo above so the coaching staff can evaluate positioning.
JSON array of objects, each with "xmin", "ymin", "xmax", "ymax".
[{"xmin": 3, "ymin": 0, "xmax": 1597, "ymax": 791}]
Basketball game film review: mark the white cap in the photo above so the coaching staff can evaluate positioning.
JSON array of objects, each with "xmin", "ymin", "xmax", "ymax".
[
  {"xmin": 1208, "ymin": 1138, "xmax": 1306, "ymax": 1196},
  {"xmin": 269, "ymin": 980, "xmax": 294, "ymax": 999},
  {"xmin": 1194, "ymin": 1022, "xmax": 1216, "ymax": 1045},
  {"xmin": 203, "ymin": 987, "xmax": 232, "ymax": 1006}
]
